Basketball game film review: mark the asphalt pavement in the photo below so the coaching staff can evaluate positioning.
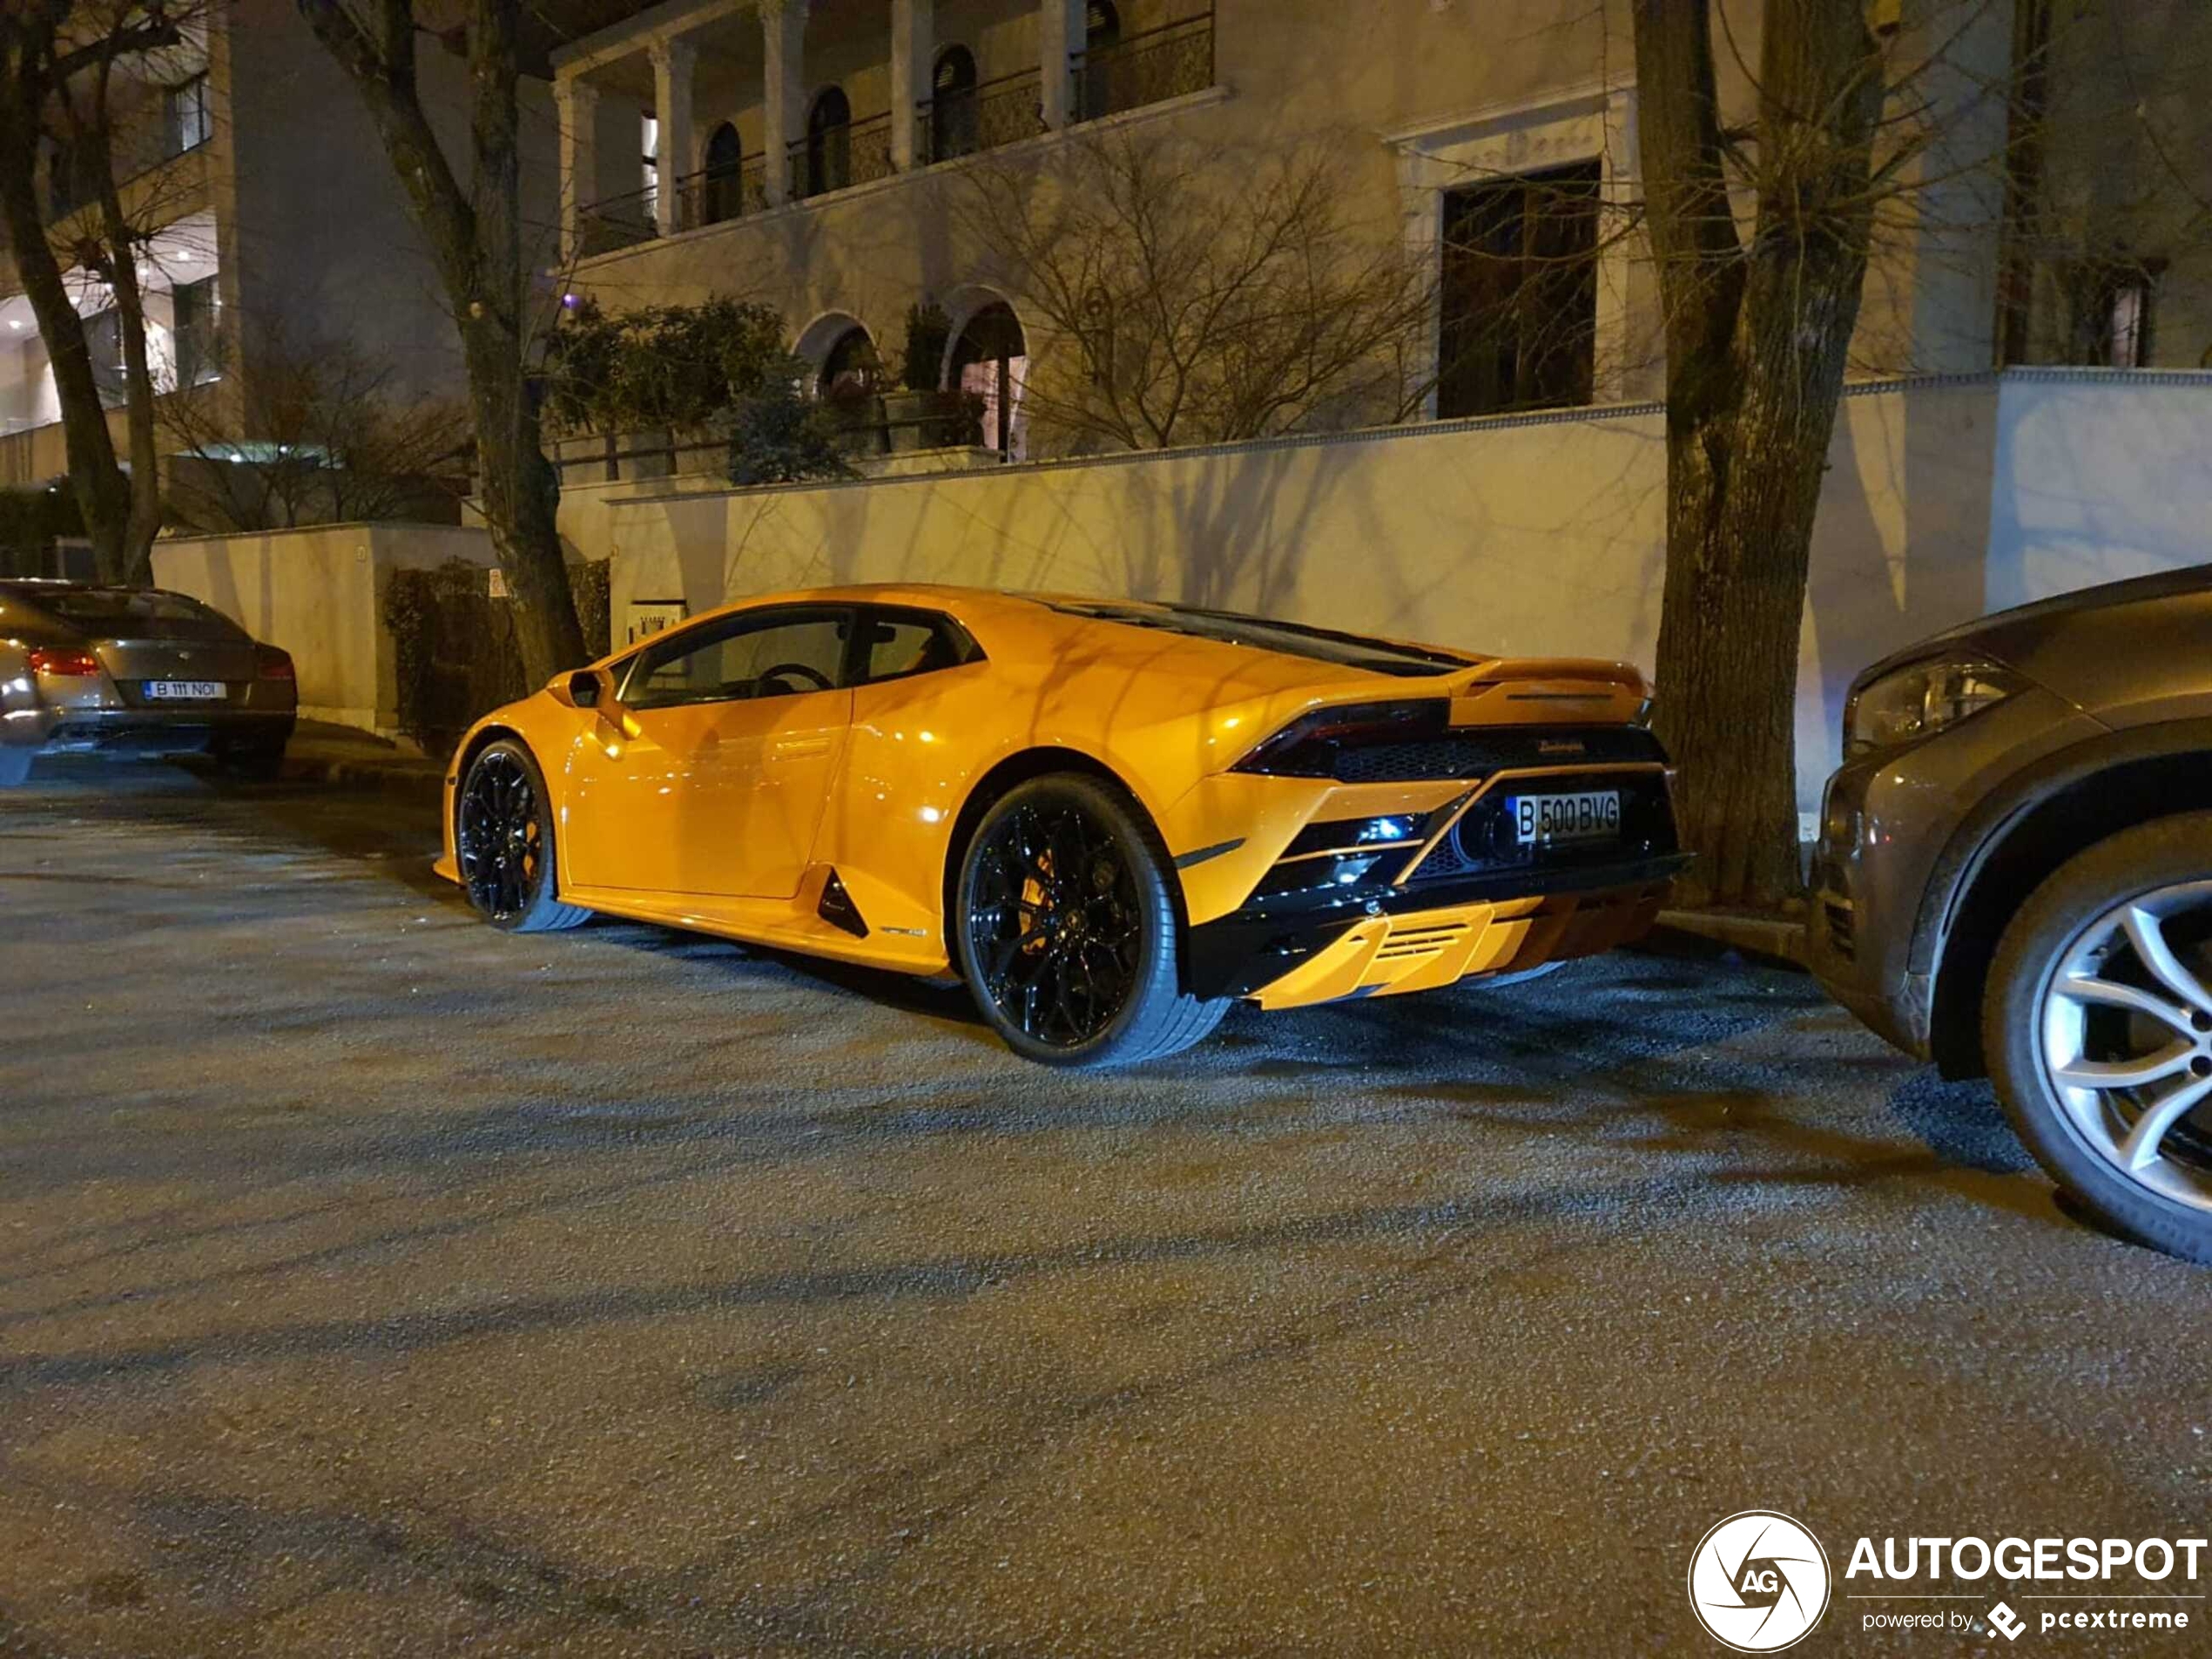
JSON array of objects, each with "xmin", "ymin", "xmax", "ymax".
[{"xmin": 2, "ymin": 759, "xmax": 2208, "ymax": 1656}]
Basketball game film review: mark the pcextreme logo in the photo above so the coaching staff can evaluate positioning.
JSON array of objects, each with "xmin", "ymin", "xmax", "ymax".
[{"xmin": 1688, "ymin": 1511, "xmax": 1833, "ymax": 1652}]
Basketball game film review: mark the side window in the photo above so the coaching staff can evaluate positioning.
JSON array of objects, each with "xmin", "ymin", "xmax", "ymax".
[
  {"xmin": 860, "ymin": 610, "xmax": 980, "ymax": 685},
  {"xmin": 619, "ymin": 610, "xmax": 851, "ymax": 710}
]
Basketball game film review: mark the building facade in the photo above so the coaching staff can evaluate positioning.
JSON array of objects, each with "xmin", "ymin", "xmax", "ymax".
[
  {"xmin": 0, "ymin": 3, "xmax": 556, "ymax": 516},
  {"xmin": 547, "ymin": 0, "xmax": 2212, "ymax": 471}
]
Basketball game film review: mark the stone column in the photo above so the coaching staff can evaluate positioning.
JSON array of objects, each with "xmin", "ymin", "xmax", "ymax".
[
  {"xmin": 761, "ymin": 0, "xmax": 808, "ymax": 206},
  {"xmin": 890, "ymin": 0, "xmax": 934, "ymax": 170},
  {"xmin": 1037, "ymin": 0, "xmax": 1084, "ymax": 130},
  {"xmin": 650, "ymin": 37, "xmax": 696, "ymax": 236},
  {"xmin": 556, "ymin": 76, "xmax": 599, "ymax": 264}
]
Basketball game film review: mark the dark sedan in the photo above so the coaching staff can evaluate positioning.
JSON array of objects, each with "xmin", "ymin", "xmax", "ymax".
[{"xmin": 0, "ymin": 580, "xmax": 295, "ymax": 786}]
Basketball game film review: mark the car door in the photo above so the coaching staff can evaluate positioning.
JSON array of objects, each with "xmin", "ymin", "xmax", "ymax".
[{"xmin": 563, "ymin": 605, "xmax": 856, "ymax": 900}]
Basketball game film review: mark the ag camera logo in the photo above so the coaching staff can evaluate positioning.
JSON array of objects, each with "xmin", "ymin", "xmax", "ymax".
[{"xmin": 1689, "ymin": 1511, "xmax": 1831, "ymax": 1651}]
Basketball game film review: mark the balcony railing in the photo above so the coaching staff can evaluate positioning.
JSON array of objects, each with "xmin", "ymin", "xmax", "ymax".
[
  {"xmin": 568, "ymin": 10, "xmax": 1216, "ymax": 257},
  {"xmin": 916, "ymin": 67, "xmax": 1044, "ymax": 165},
  {"xmin": 579, "ymin": 152, "xmax": 772, "ymax": 251},
  {"xmin": 676, "ymin": 154, "xmax": 769, "ymax": 231},
  {"xmin": 577, "ymin": 184, "xmax": 659, "ymax": 256},
  {"xmin": 787, "ymin": 111, "xmax": 895, "ymax": 202},
  {"xmin": 1073, "ymin": 10, "xmax": 1215, "ymax": 124}
]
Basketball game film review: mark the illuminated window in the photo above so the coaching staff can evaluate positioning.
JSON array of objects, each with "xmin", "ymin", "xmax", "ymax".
[{"xmin": 165, "ymin": 73, "xmax": 211, "ymax": 157}]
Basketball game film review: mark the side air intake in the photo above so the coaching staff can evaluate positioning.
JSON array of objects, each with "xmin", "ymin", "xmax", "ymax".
[{"xmin": 817, "ymin": 870, "xmax": 868, "ymax": 937}]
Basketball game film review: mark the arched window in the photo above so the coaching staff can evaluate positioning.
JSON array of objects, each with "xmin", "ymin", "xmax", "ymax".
[
  {"xmin": 816, "ymin": 325, "xmax": 881, "ymax": 398},
  {"xmin": 805, "ymin": 86, "xmax": 851, "ymax": 198},
  {"xmin": 701, "ymin": 122, "xmax": 743, "ymax": 225},
  {"xmin": 929, "ymin": 45, "xmax": 979, "ymax": 163},
  {"xmin": 1079, "ymin": 2, "xmax": 1121, "ymax": 121},
  {"xmin": 815, "ymin": 323, "xmax": 886, "ymax": 453},
  {"xmin": 948, "ymin": 301, "xmax": 1028, "ymax": 457}
]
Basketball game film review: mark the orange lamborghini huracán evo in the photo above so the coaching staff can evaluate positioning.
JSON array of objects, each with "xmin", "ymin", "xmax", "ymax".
[{"xmin": 435, "ymin": 586, "xmax": 1685, "ymax": 1067}]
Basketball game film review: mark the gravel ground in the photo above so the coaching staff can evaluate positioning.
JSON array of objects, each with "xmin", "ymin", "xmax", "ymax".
[{"xmin": 2, "ymin": 759, "xmax": 2209, "ymax": 1657}]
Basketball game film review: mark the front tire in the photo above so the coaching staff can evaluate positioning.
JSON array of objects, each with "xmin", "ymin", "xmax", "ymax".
[
  {"xmin": 954, "ymin": 774, "xmax": 1228, "ymax": 1068},
  {"xmin": 1985, "ymin": 813, "xmax": 2212, "ymax": 1263},
  {"xmin": 455, "ymin": 739, "xmax": 590, "ymax": 934}
]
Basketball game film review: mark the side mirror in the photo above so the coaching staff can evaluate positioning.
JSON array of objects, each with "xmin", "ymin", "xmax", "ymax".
[{"xmin": 567, "ymin": 669, "xmax": 604, "ymax": 709}]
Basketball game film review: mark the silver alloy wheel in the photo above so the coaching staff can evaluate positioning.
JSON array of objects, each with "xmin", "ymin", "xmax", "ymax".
[{"xmin": 2040, "ymin": 880, "xmax": 2212, "ymax": 1213}]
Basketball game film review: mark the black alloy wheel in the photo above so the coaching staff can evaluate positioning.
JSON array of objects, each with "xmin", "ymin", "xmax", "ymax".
[
  {"xmin": 456, "ymin": 740, "xmax": 590, "ymax": 933},
  {"xmin": 955, "ymin": 774, "xmax": 1227, "ymax": 1067}
]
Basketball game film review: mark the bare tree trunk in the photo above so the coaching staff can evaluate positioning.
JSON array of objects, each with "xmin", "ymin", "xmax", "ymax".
[
  {"xmin": 465, "ymin": 320, "xmax": 574, "ymax": 681},
  {"xmin": 1634, "ymin": 0, "xmax": 1887, "ymax": 910},
  {"xmin": 297, "ymin": 0, "xmax": 583, "ymax": 685},
  {"xmin": 0, "ymin": 30, "xmax": 135, "ymax": 584},
  {"xmin": 460, "ymin": 0, "xmax": 578, "ymax": 683},
  {"xmin": 81, "ymin": 51, "xmax": 164, "ymax": 585}
]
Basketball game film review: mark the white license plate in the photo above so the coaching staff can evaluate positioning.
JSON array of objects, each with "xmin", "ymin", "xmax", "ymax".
[
  {"xmin": 144, "ymin": 680, "xmax": 226, "ymax": 701},
  {"xmin": 1509, "ymin": 789, "xmax": 1622, "ymax": 845}
]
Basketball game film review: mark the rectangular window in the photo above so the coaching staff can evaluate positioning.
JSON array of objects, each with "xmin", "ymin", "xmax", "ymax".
[
  {"xmin": 640, "ymin": 111, "xmax": 659, "ymax": 217},
  {"xmin": 2070, "ymin": 261, "xmax": 2161, "ymax": 368},
  {"xmin": 165, "ymin": 73, "xmax": 211, "ymax": 156},
  {"xmin": 1436, "ymin": 160, "xmax": 1602, "ymax": 419},
  {"xmin": 84, "ymin": 307, "xmax": 126, "ymax": 407},
  {"xmin": 46, "ymin": 141, "xmax": 79, "ymax": 218},
  {"xmin": 172, "ymin": 274, "xmax": 219, "ymax": 388}
]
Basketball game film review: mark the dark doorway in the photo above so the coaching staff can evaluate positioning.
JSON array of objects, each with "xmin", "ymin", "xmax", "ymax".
[
  {"xmin": 806, "ymin": 86, "xmax": 851, "ymax": 197},
  {"xmin": 949, "ymin": 302, "xmax": 1028, "ymax": 456},
  {"xmin": 702, "ymin": 122, "xmax": 743, "ymax": 224}
]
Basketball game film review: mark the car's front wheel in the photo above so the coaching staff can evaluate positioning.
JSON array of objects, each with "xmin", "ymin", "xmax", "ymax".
[
  {"xmin": 954, "ymin": 773, "xmax": 1228, "ymax": 1068},
  {"xmin": 455, "ymin": 738, "xmax": 590, "ymax": 934},
  {"xmin": 1986, "ymin": 813, "xmax": 2212, "ymax": 1263}
]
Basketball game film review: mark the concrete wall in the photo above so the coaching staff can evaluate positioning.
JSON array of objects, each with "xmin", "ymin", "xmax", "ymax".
[
  {"xmin": 583, "ymin": 368, "xmax": 2212, "ymax": 818},
  {"xmin": 220, "ymin": 0, "xmax": 560, "ymax": 413},
  {"xmin": 152, "ymin": 523, "xmax": 496, "ymax": 735}
]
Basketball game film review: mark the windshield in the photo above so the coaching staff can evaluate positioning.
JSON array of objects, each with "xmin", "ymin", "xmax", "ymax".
[
  {"xmin": 1041, "ymin": 600, "xmax": 1474, "ymax": 678},
  {"xmin": 2, "ymin": 584, "xmax": 242, "ymax": 637}
]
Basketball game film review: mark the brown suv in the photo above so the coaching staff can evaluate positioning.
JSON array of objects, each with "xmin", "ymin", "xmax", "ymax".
[{"xmin": 1810, "ymin": 564, "xmax": 2212, "ymax": 1261}]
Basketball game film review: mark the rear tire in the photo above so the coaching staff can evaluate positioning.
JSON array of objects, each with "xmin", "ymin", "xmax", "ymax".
[
  {"xmin": 954, "ymin": 773, "xmax": 1229, "ymax": 1068},
  {"xmin": 455, "ymin": 739, "xmax": 590, "ymax": 934},
  {"xmin": 1984, "ymin": 813, "xmax": 2212, "ymax": 1264},
  {"xmin": 0, "ymin": 746, "xmax": 31, "ymax": 788}
]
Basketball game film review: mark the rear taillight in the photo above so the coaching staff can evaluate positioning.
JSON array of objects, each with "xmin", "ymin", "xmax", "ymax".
[
  {"xmin": 256, "ymin": 645, "xmax": 295, "ymax": 681},
  {"xmin": 27, "ymin": 647, "xmax": 100, "ymax": 678},
  {"xmin": 1231, "ymin": 700, "xmax": 1449, "ymax": 778}
]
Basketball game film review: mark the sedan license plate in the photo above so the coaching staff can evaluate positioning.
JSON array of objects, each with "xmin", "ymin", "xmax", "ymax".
[
  {"xmin": 144, "ymin": 680, "xmax": 226, "ymax": 702},
  {"xmin": 1509, "ymin": 789, "xmax": 1621, "ymax": 846}
]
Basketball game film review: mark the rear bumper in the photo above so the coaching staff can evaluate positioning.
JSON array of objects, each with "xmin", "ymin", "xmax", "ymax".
[
  {"xmin": 10, "ymin": 706, "xmax": 293, "ymax": 759},
  {"xmin": 1188, "ymin": 853, "xmax": 1688, "ymax": 1006}
]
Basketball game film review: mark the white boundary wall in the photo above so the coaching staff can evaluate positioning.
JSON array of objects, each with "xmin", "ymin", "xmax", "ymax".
[
  {"xmin": 153, "ymin": 523, "xmax": 496, "ymax": 735},
  {"xmin": 588, "ymin": 368, "xmax": 2212, "ymax": 812}
]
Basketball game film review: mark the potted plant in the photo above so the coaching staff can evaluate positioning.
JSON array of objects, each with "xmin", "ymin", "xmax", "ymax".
[
  {"xmin": 882, "ymin": 301, "xmax": 967, "ymax": 452},
  {"xmin": 543, "ymin": 296, "xmax": 791, "ymax": 477}
]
